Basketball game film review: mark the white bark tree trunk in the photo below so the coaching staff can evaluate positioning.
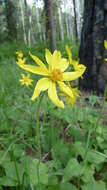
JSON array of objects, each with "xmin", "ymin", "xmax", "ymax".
[
  {"xmin": 35, "ymin": 0, "xmax": 42, "ymax": 42},
  {"xmin": 64, "ymin": 0, "xmax": 70, "ymax": 37},
  {"xmin": 19, "ymin": 0, "xmax": 27, "ymax": 45},
  {"xmin": 57, "ymin": 2, "xmax": 64, "ymax": 41}
]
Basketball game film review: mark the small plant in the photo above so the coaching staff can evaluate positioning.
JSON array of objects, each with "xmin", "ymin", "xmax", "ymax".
[{"xmin": 89, "ymin": 95, "xmax": 100, "ymax": 106}]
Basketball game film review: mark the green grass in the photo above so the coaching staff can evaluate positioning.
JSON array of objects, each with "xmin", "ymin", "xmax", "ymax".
[{"xmin": 0, "ymin": 42, "xmax": 107, "ymax": 190}]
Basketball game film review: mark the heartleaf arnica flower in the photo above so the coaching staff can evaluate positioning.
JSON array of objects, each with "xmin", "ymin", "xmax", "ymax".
[
  {"xmin": 65, "ymin": 45, "xmax": 85, "ymax": 73},
  {"xmin": 16, "ymin": 49, "xmax": 86, "ymax": 108},
  {"xmin": 65, "ymin": 45, "xmax": 72, "ymax": 64},
  {"xmin": 19, "ymin": 74, "xmax": 33, "ymax": 87},
  {"xmin": 16, "ymin": 51, "xmax": 23, "ymax": 59},
  {"xmin": 62, "ymin": 82, "xmax": 79, "ymax": 107},
  {"xmin": 104, "ymin": 40, "xmax": 107, "ymax": 49}
]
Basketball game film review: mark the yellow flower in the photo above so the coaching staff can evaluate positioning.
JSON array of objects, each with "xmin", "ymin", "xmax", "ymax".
[
  {"xmin": 19, "ymin": 74, "xmax": 33, "ymax": 87},
  {"xmin": 16, "ymin": 49, "xmax": 86, "ymax": 108},
  {"xmin": 62, "ymin": 82, "xmax": 79, "ymax": 107},
  {"xmin": 66, "ymin": 45, "xmax": 86, "ymax": 73},
  {"xmin": 16, "ymin": 51, "xmax": 23, "ymax": 59},
  {"xmin": 65, "ymin": 45, "xmax": 72, "ymax": 64},
  {"xmin": 104, "ymin": 40, "xmax": 107, "ymax": 49}
]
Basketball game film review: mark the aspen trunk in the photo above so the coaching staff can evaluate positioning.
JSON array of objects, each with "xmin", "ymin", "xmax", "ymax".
[{"xmin": 19, "ymin": 0, "xmax": 27, "ymax": 45}]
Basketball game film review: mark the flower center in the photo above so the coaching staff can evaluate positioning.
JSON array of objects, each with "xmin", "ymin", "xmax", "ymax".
[{"xmin": 50, "ymin": 69, "xmax": 63, "ymax": 82}]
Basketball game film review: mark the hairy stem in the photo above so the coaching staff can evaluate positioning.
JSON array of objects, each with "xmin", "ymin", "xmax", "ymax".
[{"xmin": 36, "ymin": 93, "xmax": 44, "ymax": 190}]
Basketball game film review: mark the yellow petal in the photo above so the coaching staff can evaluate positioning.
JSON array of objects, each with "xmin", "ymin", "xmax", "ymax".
[
  {"xmin": 16, "ymin": 51, "xmax": 23, "ymax": 59},
  {"xmin": 59, "ymin": 58, "xmax": 69, "ymax": 72},
  {"xmin": 65, "ymin": 45, "xmax": 72, "ymax": 64},
  {"xmin": 51, "ymin": 50, "xmax": 61, "ymax": 70},
  {"xmin": 29, "ymin": 52, "xmax": 48, "ymax": 70},
  {"xmin": 48, "ymin": 82, "xmax": 64, "ymax": 108},
  {"xmin": 63, "ymin": 66, "xmax": 86, "ymax": 81},
  {"xmin": 104, "ymin": 40, "xmax": 107, "ymax": 49},
  {"xmin": 19, "ymin": 73, "xmax": 33, "ymax": 87},
  {"xmin": 45, "ymin": 49, "xmax": 52, "ymax": 65},
  {"xmin": 65, "ymin": 95, "xmax": 76, "ymax": 107},
  {"xmin": 57, "ymin": 81, "xmax": 74, "ymax": 98},
  {"xmin": 16, "ymin": 57, "xmax": 26, "ymax": 64},
  {"xmin": 70, "ymin": 87, "xmax": 79, "ymax": 106},
  {"xmin": 72, "ymin": 60, "xmax": 78, "ymax": 68},
  {"xmin": 104, "ymin": 58, "xmax": 107, "ymax": 61},
  {"xmin": 17, "ymin": 61, "xmax": 49, "ymax": 76},
  {"xmin": 74, "ymin": 64, "xmax": 85, "ymax": 71},
  {"xmin": 21, "ymin": 73, "xmax": 25, "ymax": 78},
  {"xmin": 19, "ymin": 79, "xmax": 24, "ymax": 85},
  {"xmin": 31, "ymin": 78, "xmax": 51, "ymax": 101}
]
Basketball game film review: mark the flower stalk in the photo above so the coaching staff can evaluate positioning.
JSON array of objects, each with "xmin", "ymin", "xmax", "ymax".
[{"xmin": 36, "ymin": 93, "xmax": 44, "ymax": 189}]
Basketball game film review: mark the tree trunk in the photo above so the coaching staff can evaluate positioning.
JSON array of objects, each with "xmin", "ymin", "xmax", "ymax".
[
  {"xmin": 57, "ymin": 6, "xmax": 64, "ymax": 41},
  {"xmin": 44, "ymin": 0, "xmax": 56, "ymax": 52},
  {"xmin": 79, "ymin": 0, "xmax": 107, "ymax": 93},
  {"xmin": 24, "ymin": 0, "xmax": 35, "ymax": 47},
  {"xmin": 64, "ymin": 0, "xmax": 70, "ymax": 38},
  {"xmin": 35, "ymin": 0, "xmax": 42, "ymax": 42},
  {"xmin": 19, "ymin": 0, "xmax": 27, "ymax": 45},
  {"xmin": 72, "ymin": 0, "xmax": 78, "ymax": 41},
  {"xmin": 5, "ymin": 0, "xmax": 17, "ymax": 40}
]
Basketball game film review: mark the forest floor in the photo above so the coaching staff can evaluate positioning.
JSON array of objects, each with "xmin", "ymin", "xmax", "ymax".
[{"xmin": 0, "ymin": 42, "xmax": 107, "ymax": 190}]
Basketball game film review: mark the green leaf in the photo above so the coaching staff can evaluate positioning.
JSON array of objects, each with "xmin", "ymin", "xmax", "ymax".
[
  {"xmin": 28, "ymin": 158, "xmax": 48, "ymax": 185},
  {"xmin": 0, "ymin": 176, "xmax": 17, "ymax": 186},
  {"xmin": 71, "ymin": 141, "xmax": 85, "ymax": 158},
  {"xmin": 48, "ymin": 175, "xmax": 58, "ymax": 186},
  {"xmin": 89, "ymin": 95, "xmax": 99, "ymax": 106},
  {"xmin": 104, "ymin": 171, "xmax": 107, "ymax": 182},
  {"xmin": 62, "ymin": 159, "xmax": 82, "ymax": 182},
  {"xmin": 13, "ymin": 144, "xmax": 25, "ymax": 158},
  {"xmin": 0, "ymin": 186, "xmax": 3, "ymax": 190},
  {"xmin": 60, "ymin": 182, "xmax": 77, "ymax": 190},
  {"xmin": 47, "ymin": 185, "xmax": 60, "ymax": 190},
  {"xmin": 52, "ymin": 140, "xmax": 70, "ymax": 166},
  {"xmin": 86, "ymin": 150, "xmax": 105, "ymax": 164},
  {"xmin": 82, "ymin": 181, "xmax": 106, "ymax": 190},
  {"xmin": 3, "ymin": 161, "xmax": 24, "ymax": 183},
  {"xmin": 81, "ymin": 165, "xmax": 94, "ymax": 183},
  {"xmin": 69, "ymin": 126, "xmax": 85, "ymax": 142}
]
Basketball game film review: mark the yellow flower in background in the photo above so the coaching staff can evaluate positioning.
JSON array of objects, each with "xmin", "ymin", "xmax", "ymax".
[
  {"xmin": 104, "ymin": 40, "xmax": 107, "ymax": 49},
  {"xmin": 16, "ymin": 49, "xmax": 86, "ymax": 108},
  {"xmin": 104, "ymin": 58, "xmax": 107, "ymax": 62},
  {"xmin": 16, "ymin": 51, "xmax": 23, "ymax": 59},
  {"xmin": 104, "ymin": 40, "xmax": 107, "ymax": 61},
  {"xmin": 19, "ymin": 74, "xmax": 33, "ymax": 87},
  {"xmin": 65, "ymin": 45, "xmax": 72, "ymax": 64},
  {"xmin": 65, "ymin": 45, "xmax": 86, "ymax": 73},
  {"xmin": 62, "ymin": 82, "xmax": 79, "ymax": 107}
]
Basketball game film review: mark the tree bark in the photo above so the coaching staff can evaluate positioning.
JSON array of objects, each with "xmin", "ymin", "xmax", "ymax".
[
  {"xmin": 24, "ymin": 0, "xmax": 35, "ymax": 47},
  {"xmin": 35, "ymin": 0, "xmax": 42, "ymax": 42},
  {"xmin": 5, "ymin": 0, "xmax": 17, "ymax": 40},
  {"xmin": 57, "ymin": 6, "xmax": 64, "ymax": 41},
  {"xmin": 19, "ymin": 0, "xmax": 27, "ymax": 45},
  {"xmin": 44, "ymin": 0, "xmax": 56, "ymax": 52},
  {"xmin": 64, "ymin": 0, "xmax": 70, "ymax": 38},
  {"xmin": 72, "ymin": 0, "xmax": 78, "ymax": 41},
  {"xmin": 79, "ymin": 0, "xmax": 107, "ymax": 93}
]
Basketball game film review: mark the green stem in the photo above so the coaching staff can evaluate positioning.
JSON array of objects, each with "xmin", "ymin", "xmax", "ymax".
[
  {"xmin": 94, "ymin": 85, "xmax": 107, "ymax": 133},
  {"xmin": 50, "ymin": 110, "xmax": 54, "ymax": 148},
  {"xmin": 36, "ymin": 93, "xmax": 44, "ymax": 190},
  {"xmin": 78, "ymin": 130, "xmax": 91, "ymax": 189},
  {"xmin": 13, "ymin": 153, "xmax": 21, "ymax": 188},
  {"xmin": 84, "ymin": 130, "xmax": 91, "ymax": 161}
]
